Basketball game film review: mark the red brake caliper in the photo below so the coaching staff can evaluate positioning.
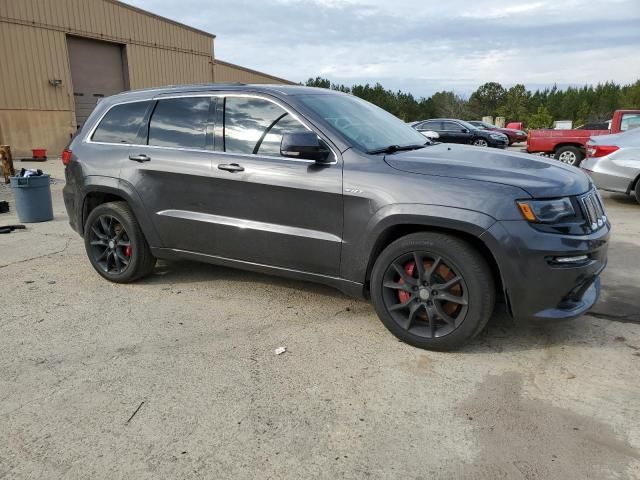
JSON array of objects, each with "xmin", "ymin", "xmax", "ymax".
[
  {"xmin": 124, "ymin": 245, "xmax": 132, "ymax": 257},
  {"xmin": 397, "ymin": 261, "xmax": 416, "ymax": 304}
]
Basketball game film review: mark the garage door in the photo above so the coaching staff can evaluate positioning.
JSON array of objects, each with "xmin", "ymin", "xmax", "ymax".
[{"xmin": 67, "ymin": 36, "xmax": 127, "ymax": 128}]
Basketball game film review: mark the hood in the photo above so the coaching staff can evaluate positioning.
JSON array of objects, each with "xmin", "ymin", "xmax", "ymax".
[{"xmin": 385, "ymin": 143, "xmax": 591, "ymax": 198}]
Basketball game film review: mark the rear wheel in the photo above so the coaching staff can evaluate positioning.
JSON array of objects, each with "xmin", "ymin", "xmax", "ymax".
[
  {"xmin": 370, "ymin": 232, "xmax": 495, "ymax": 351},
  {"xmin": 555, "ymin": 146, "xmax": 583, "ymax": 166},
  {"xmin": 84, "ymin": 201, "xmax": 155, "ymax": 283},
  {"xmin": 634, "ymin": 179, "xmax": 640, "ymax": 205}
]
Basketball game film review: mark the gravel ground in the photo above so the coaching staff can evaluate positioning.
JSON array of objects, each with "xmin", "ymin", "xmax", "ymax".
[{"xmin": 1, "ymin": 157, "xmax": 639, "ymax": 479}]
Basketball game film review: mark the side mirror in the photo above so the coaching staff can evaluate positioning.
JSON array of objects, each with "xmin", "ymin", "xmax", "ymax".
[
  {"xmin": 461, "ymin": 128, "xmax": 469, "ymax": 133},
  {"xmin": 281, "ymin": 131, "xmax": 331, "ymax": 163}
]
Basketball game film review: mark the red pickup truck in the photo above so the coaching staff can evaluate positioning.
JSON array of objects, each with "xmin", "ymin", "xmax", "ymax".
[{"xmin": 526, "ymin": 110, "xmax": 640, "ymax": 166}]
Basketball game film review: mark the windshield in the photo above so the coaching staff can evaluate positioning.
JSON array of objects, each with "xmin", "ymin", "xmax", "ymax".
[{"xmin": 296, "ymin": 93, "xmax": 428, "ymax": 152}]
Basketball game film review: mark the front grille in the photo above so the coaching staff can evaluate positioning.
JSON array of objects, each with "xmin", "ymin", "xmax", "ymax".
[{"xmin": 580, "ymin": 189, "xmax": 607, "ymax": 231}]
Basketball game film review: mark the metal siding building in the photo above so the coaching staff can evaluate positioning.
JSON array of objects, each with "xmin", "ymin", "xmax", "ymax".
[{"xmin": 0, "ymin": 0, "xmax": 293, "ymax": 157}]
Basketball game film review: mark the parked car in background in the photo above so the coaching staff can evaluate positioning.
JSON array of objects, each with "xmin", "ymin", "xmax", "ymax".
[
  {"xmin": 526, "ymin": 109, "xmax": 640, "ymax": 166},
  {"xmin": 581, "ymin": 127, "xmax": 640, "ymax": 204},
  {"xmin": 506, "ymin": 122, "xmax": 524, "ymax": 130},
  {"xmin": 468, "ymin": 121, "xmax": 527, "ymax": 145},
  {"xmin": 63, "ymin": 84, "xmax": 608, "ymax": 351},
  {"xmin": 412, "ymin": 119, "xmax": 508, "ymax": 148}
]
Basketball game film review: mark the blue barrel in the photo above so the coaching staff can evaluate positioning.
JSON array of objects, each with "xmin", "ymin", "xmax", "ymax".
[{"xmin": 9, "ymin": 175, "xmax": 54, "ymax": 222}]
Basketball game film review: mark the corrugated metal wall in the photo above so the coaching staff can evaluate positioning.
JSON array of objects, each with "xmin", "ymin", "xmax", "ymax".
[
  {"xmin": 214, "ymin": 61, "xmax": 295, "ymax": 85},
  {"xmin": 0, "ymin": 0, "xmax": 212, "ymax": 56},
  {"xmin": 0, "ymin": 0, "xmax": 215, "ymax": 110},
  {"xmin": 0, "ymin": 22, "xmax": 73, "ymax": 110},
  {"xmin": 128, "ymin": 45, "xmax": 212, "ymax": 88}
]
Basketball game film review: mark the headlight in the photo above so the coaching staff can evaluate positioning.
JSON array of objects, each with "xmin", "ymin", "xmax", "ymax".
[
  {"xmin": 490, "ymin": 133, "xmax": 505, "ymax": 139},
  {"xmin": 517, "ymin": 130, "xmax": 526, "ymax": 135},
  {"xmin": 516, "ymin": 198, "xmax": 575, "ymax": 223}
]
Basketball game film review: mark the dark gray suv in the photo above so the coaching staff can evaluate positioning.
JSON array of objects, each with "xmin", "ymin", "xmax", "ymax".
[{"xmin": 63, "ymin": 84, "xmax": 609, "ymax": 350}]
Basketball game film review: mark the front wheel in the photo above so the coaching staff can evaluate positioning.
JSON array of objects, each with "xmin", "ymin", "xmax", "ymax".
[
  {"xmin": 554, "ymin": 146, "xmax": 583, "ymax": 166},
  {"xmin": 473, "ymin": 138, "xmax": 489, "ymax": 147},
  {"xmin": 84, "ymin": 201, "xmax": 156, "ymax": 283},
  {"xmin": 370, "ymin": 232, "xmax": 495, "ymax": 351}
]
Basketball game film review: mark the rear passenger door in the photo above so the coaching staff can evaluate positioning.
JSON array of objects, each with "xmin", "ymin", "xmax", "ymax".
[
  {"xmin": 117, "ymin": 95, "xmax": 216, "ymax": 254},
  {"xmin": 203, "ymin": 95, "xmax": 343, "ymax": 276},
  {"xmin": 416, "ymin": 121, "xmax": 445, "ymax": 141}
]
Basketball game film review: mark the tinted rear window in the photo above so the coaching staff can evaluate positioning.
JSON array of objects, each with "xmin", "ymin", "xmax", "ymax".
[
  {"xmin": 92, "ymin": 101, "xmax": 151, "ymax": 144},
  {"xmin": 148, "ymin": 97, "xmax": 211, "ymax": 149}
]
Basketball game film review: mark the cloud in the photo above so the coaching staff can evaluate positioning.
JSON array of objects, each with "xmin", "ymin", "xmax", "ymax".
[{"xmin": 125, "ymin": 0, "xmax": 640, "ymax": 96}]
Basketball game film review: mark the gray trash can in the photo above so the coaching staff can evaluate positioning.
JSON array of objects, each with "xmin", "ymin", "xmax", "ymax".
[{"xmin": 9, "ymin": 174, "xmax": 54, "ymax": 223}]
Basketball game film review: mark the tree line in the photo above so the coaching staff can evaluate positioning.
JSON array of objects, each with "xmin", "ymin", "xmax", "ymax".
[{"xmin": 304, "ymin": 77, "xmax": 640, "ymax": 129}]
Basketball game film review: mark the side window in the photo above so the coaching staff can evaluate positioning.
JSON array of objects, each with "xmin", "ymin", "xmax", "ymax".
[
  {"xmin": 148, "ymin": 97, "xmax": 210, "ymax": 149},
  {"xmin": 224, "ymin": 97, "xmax": 309, "ymax": 156},
  {"xmin": 420, "ymin": 121, "xmax": 442, "ymax": 130},
  {"xmin": 91, "ymin": 101, "xmax": 151, "ymax": 144},
  {"xmin": 620, "ymin": 113, "xmax": 640, "ymax": 131},
  {"xmin": 443, "ymin": 121, "xmax": 463, "ymax": 131}
]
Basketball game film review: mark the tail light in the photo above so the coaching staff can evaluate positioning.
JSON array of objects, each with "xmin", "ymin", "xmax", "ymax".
[
  {"xmin": 62, "ymin": 149, "xmax": 72, "ymax": 166},
  {"xmin": 587, "ymin": 145, "xmax": 619, "ymax": 158}
]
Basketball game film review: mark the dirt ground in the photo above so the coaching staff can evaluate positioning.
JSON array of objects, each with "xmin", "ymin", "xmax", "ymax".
[{"xmin": 1, "ymin": 157, "xmax": 639, "ymax": 479}]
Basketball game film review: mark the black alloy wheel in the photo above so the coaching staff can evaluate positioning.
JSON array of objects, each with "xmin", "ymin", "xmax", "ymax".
[
  {"xmin": 83, "ymin": 201, "xmax": 156, "ymax": 283},
  {"xmin": 370, "ymin": 232, "xmax": 495, "ymax": 351},
  {"xmin": 89, "ymin": 214, "xmax": 132, "ymax": 274},
  {"xmin": 381, "ymin": 252, "xmax": 469, "ymax": 338}
]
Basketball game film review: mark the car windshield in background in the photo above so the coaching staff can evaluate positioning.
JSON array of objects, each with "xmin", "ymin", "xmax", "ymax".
[{"xmin": 297, "ymin": 93, "xmax": 428, "ymax": 153}]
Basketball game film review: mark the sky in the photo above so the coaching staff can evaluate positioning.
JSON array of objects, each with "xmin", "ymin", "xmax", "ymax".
[{"xmin": 127, "ymin": 0, "xmax": 640, "ymax": 98}]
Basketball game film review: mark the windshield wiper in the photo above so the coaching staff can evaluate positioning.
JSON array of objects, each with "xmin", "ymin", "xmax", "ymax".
[{"xmin": 367, "ymin": 142, "xmax": 430, "ymax": 155}]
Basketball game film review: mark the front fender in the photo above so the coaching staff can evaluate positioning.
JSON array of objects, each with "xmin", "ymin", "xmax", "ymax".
[{"xmin": 340, "ymin": 203, "xmax": 497, "ymax": 284}]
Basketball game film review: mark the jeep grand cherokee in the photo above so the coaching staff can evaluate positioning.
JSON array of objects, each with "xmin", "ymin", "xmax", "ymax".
[{"xmin": 63, "ymin": 84, "xmax": 609, "ymax": 351}]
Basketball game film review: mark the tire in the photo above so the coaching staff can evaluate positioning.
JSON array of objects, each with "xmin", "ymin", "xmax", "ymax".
[
  {"xmin": 554, "ymin": 146, "xmax": 583, "ymax": 166},
  {"xmin": 83, "ymin": 201, "xmax": 156, "ymax": 283},
  {"xmin": 370, "ymin": 232, "xmax": 495, "ymax": 351},
  {"xmin": 634, "ymin": 179, "xmax": 640, "ymax": 205},
  {"xmin": 473, "ymin": 138, "xmax": 489, "ymax": 147}
]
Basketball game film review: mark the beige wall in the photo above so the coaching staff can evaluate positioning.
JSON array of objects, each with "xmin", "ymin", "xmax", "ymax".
[
  {"xmin": 0, "ymin": 22, "xmax": 73, "ymax": 111},
  {"xmin": 0, "ymin": 0, "xmax": 215, "ymax": 112},
  {"xmin": 127, "ymin": 44, "xmax": 212, "ymax": 89},
  {"xmin": 0, "ymin": 110, "xmax": 75, "ymax": 157},
  {"xmin": 214, "ymin": 61, "xmax": 295, "ymax": 85},
  {"xmin": 0, "ymin": 0, "xmax": 215, "ymax": 156}
]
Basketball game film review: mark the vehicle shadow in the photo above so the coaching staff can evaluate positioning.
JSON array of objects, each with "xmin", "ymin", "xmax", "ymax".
[
  {"xmin": 137, "ymin": 258, "xmax": 640, "ymax": 355},
  {"xmin": 137, "ymin": 258, "xmax": 351, "ymax": 300}
]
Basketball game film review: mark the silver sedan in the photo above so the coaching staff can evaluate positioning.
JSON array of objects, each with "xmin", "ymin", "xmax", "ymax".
[{"xmin": 581, "ymin": 128, "xmax": 640, "ymax": 204}]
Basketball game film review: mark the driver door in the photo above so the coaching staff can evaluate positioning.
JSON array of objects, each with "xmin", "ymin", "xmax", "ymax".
[{"xmin": 202, "ymin": 95, "xmax": 344, "ymax": 276}]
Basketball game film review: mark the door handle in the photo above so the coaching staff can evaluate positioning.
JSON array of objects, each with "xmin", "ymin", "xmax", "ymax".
[
  {"xmin": 129, "ymin": 154, "xmax": 151, "ymax": 162},
  {"xmin": 218, "ymin": 163, "xmax": 244, "ymax": 173}
]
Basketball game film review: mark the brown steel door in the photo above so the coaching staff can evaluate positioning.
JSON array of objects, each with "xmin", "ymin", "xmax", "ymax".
[{"xmin": 67, "ymin": 36, "xmax": 127, "ymax": 128}]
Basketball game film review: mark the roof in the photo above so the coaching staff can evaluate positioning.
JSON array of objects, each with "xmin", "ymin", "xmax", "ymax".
[
  {"xmin": 117, "ymin": 83, "xmax": 337, "ymax": 99},
  {"xmin": 112, "ymin": 0, "xmax": 215, "ymax": 38}
]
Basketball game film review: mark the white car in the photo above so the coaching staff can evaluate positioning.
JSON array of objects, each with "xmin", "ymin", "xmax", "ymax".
[{"xmin": 581, "ymin": 128, "xmax": 640, "ymax": 204}]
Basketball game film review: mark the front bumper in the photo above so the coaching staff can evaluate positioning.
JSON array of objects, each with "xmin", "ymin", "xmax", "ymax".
[
  {"xmin": 481, "ymin": 220, "xmax": 609, "ymax": 322},
  {"xmin": 489, "ymin": 138, "xmax": 509, "ymax": 149}
]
